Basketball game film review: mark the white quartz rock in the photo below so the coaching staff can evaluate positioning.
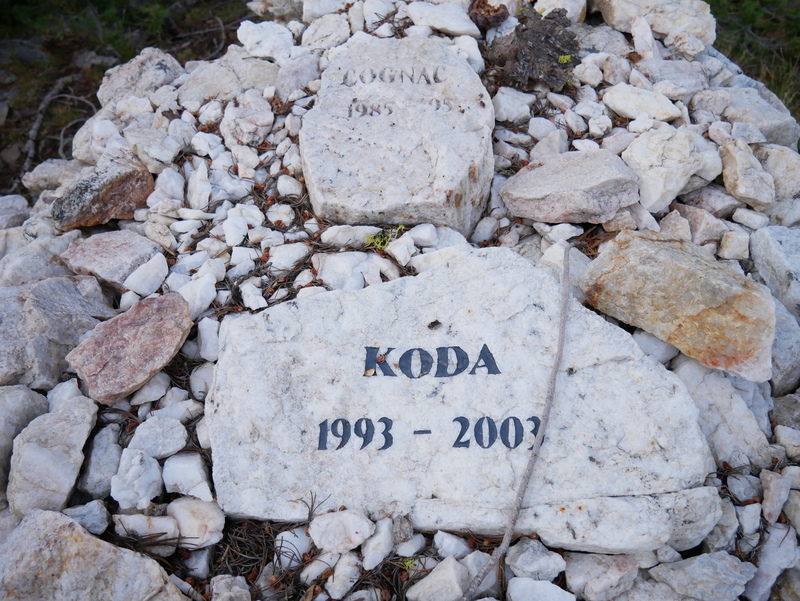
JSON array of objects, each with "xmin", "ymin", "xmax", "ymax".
[
  {"xmin": 702, "ymin": 498, "xmax": 738, "ymax": 553},
  {"xmin": 220, "ymin": 89, "xmax": 275, "ymax": 149},
  {"xmin": 163, "ymin": 453, "xmax": 213, "ymax": 501},
  {"xmin": 302, "ymin": 13, "xmax": 350, "ymax": 50},
  {"xmin": 564, "ymin": 552, "xmax": 638, "ymax": 601},
  {"xmin": 631, "ymin": 330, "xmax": 679, "ymax": 365},
  {"xmin": 745, "ymin": 523, "xmax": 798, "ymax": 601},
  {"xmin": 493, "ymin": 87, "xmax": 537, "ymax": 124},
  {"xmin": 268, "ymin": 242, "xmax": 310, "ymax": 275},
  {"xmin": 128, "ymin": 416, "xmax": 188, "ymax": 460},
  {"xmin": 110, "ymin": 448, "xmax": 163, "ymax": 510},
  {"xmin": 178, "ymin": 273, "xmax": 217, "ymax": 319},
  {"xmin": 166, "ymin": 497, "xmax": 225, "ymax": 549},
  {"xmin": 77, "ymin": 424, "xmax": 122, "ymax": 499},
  {"xmin": 434, "ymin": 531, "xmax": 471, "ymax": 559},
  {"xmin": 223, "ymin": 214, "xmax": 248, "ymax": 247},
  {"xmin": 507, "ymin": 577, "xmax": 576, "ymax": 601},
  {"xmin": 755, "ymin": 144, "xmax": 800, "ymax": 201},
  {"xmin": 602, "ymin": 83, "xmax": 681, "ymax": 121},
  {"xmin": 406, "ymin": 1, "xmax": 480, "ymax": 37},
  {"xmin": 187, "ymin": 159, "xmax": 211, "ymax": 211},
  {"xmin": 123, "ymin": 252, "xmax": 168, "ymax": 296},
  {"xmin": 309, "ymin": 509, "xmax": 375, "ymax": 553},
  {"xmin": 362, "ymin": 517, "xmax": 393, "ymax": 570},
  {"xmin": 326, "ymin": 551, "xmax": 361, "ymax": 599},
  {"xmin": 275, "ymin": 526, "xmax": 312, "ymax": 569},
  {"xmin": 301, "ymin": 551, "xmax": 341, "ymax": 584},
  {"xmin": 751, "ymin": 226, "xmax": 800, "ymax": 323},
  {"xmin": 673, "ymin": 356, "xmax": 774, "ymax": 468},
  {"xmin": 131, "ymin": 372, "xmax": 171, "ymax": 406},
  {"xmin": 720, "ymin": 139, "xmax": 776, "ymax": 210},
  {"xmin": 406, "ymin": 556, "xmax": 469, "ymax": 601},
  {"xmin": 777, "ymin": 426, "xmax": 800, "ymax": 461},
  {"xmin": 650, "ymin": 551, "xmax": 757, "ymax": 601},
  {"xmin": 7, "ymin": 396, "xmax": 97, "ymax": 517},
  {"xmin": 621, "ymin": 124, "xmax": 708, "ymax": 212},
  {"xmin": 113, "ymin": 514, "xmax": 180, "ymax": 556},
  {"xmin": 321, "ymin": 225, "xmax": 382, "ymax": 247},
  {"xmin": 396, "ymin": 532, "xmax": 426, "ymax": 557},
  {"xmin": 761, "ymin": 470, "xmax": 792, "ymax": 525},
  {"xmin": 592, "ymin": 0, "xmax": 715, "ymax": 46},
  {"xmin": 0, "ymin": 386, "xmax": 49, "ymax": 506},
  {"xmin": 458, "ymin": 550, "xmax": 500, "ymax": 598},
  {"xmin": 237, "ymin": 20, "xmax": 294, "ymax": 60},
  {"xmin": 506, "ymin": 538, "xmax": 566, "ymax": 581},
  {"xmin": 197, "ymin": 317, "xmax": 220, "ymax": 362}
]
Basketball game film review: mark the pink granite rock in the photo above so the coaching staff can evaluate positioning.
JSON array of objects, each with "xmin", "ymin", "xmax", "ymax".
[
  {"xmin": 60, "ymin": 230, "xmax": 161, "ymax": 290},
  {"xmin": 66, "ymin": 293, "xmax": 193, "ymax": 404}
]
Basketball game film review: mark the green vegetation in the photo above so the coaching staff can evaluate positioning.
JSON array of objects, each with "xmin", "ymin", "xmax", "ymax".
[
  {"xmin": 706, "ymin": 0, "xmax": 800, "ymax": 118},
  {"xmin": 366, "ymin": 226, "xmax": 407, "ymax": 250}
]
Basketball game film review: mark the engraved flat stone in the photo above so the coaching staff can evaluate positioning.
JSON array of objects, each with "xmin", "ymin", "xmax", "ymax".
[
  {"xmin": 299, "ymin": 33, "xmax": 494, "ymax": 235},
  {"xmin": 208, "ymin": 246, "xmax": 719, "ymax": 553}
]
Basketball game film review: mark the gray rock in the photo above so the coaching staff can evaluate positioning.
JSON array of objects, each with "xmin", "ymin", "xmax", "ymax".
[
  {"xmin": 610, "ymin": 575, "xmax": 693, "ymax": 601},
  {"xmin": 0, "ymin": 231, "xmax": 79, "ymax": 287},
  {"xmin": 746, "ymin": 525, "xmax": 799, "ymax": 600},
  {"xmin": 77, "ymin": 424, "xmax": 122, "ymax": 498},
  {"xmin": 0, "ymin": 194, "xmax": 30, "ymax": 229},
  {"xmin": 679, "ymin": 183, "xmax": 744, "ymax": 219},
  {"xmin": 62, "ymin": 499, "xmax": 110, "ymax": 534},
  {"xmin": 564, "ymin": 552, "xmax": 638, "ymax": 601},
  {"xmin": 0, "ymin": 510, "xmax": 186, "ymax": 601},
  {"xmin": 772, "ymin": 298, "xmax": 800, "ymax": 396},
  {"xmin": 649, "ymin": 551, "xmax": 757, "ymax": 601},
  {"xmin": 299, "ymin": 34, "xmax": 494, "ymax": 235},
  {"xmin": 177, "ymin": 45, "xmax": 279, "ymax": 113},
  {"xmin": 635, "ymin": 58, "xmax": 708, "ymax": 103},
  {"xmin": 97, "ymin": 47, "xmax": 183, "ymax": 108},
  {"xmin": 751, "ymin": 226, "xmax": 800, "ymax": 322},
  {"xmin": 692, "ymin": 86, "xmax": 800, "ymax": 147},
  {"xmin": 60, "ymin": 230, "xmax": 161, "ymax": 291},
  {"xmin": 7, "ymin": 396, "xmax": 97, "ymax": 517},
  {"xmin": 0, "ymin": 276, "xmax": 116, "ymax": 389},
  {"xmin": 21, "ymin": 158, "xmax": 86, "ymax": 197},
  {"xmin": 276, "ymin": 54, "xmax": 320, "ymax": 101},
  {"xmin": 506, "ymin": 538, "xmax": 565, "ymax": 581},
  {"xmin": 500, "ymin": 150, "xmax": 638, "ymax": 224},
  {"xmin": 701, "ymin": 498, "xmax": 737, "ymax": 553},
  {"xmin": 128, "ymin": 416, "xmax": 188, "ymax": 460},
  {"xmin": 774, "ymin": 394, "xmax": 800, "ymax": 430},
  {"xmin": 0, "ymin": 386, "xmax": 48, "ymax": 505},
  {"xmin": 209, "ymin": 246, "xmax": 718, "ymax": 553}
]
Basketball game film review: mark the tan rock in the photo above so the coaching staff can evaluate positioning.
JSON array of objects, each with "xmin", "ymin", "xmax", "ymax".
[
  {"xmin": 66, "ymin": 293, "xmax": 193, "ymax": 404},
  {"xmin": 720, "ymin": 139, "xmax": 776, "ymax": 210},
  {"xmin": 579, "ymin": 230, "xmax": 775, "ymax": 382},
  {"xmin": 0, "ymin": 510, "xmax": 187, "ymax": 601},
  {"xmin": 52, "ymin": 151, "xmax": 154, "ymax": 231}
]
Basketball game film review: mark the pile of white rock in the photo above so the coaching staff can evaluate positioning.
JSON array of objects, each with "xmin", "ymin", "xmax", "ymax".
[{"xmin": 1, "ymin": 0, "xmax": 800, "ymax": 599}]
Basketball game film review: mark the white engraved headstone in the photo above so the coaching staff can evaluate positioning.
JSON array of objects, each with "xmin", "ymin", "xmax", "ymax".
[
  {"xmin": 299, "ymin": 33, "xmax": 495, "ymax": 235},
  {"xmin": 208, "ymin": 247, "xmax": 720, "ymax": 553}
]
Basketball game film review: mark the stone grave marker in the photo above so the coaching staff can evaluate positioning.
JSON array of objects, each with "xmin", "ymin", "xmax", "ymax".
[
  {"xmin": 208, "ymin": 247, "xmax": 721, "ymax": 553},
  {"xmin": 298, "ymin": 33, "xmax": 495, "ymax": 235}
]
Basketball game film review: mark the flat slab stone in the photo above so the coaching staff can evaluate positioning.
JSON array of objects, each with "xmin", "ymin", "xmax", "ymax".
[
  {"xmin": 299, "ymin": 33, "xmax": 494, "ymax": 235},
  {"xmin": 208, "ymin": 246, "xmax": 718, "ymax": 553},
  {"xmin": 0, "ymin": 510, "xmax": 186, "ymax": 601},
  {"xmin": 579, "ymin": 230, "xmax": 776, "ymax": 382},
  {"xmin": 66, "ymin": 293, "xmax": 193, "ymax": 404},
  {"xmin": 60, "ymin": 230, "xmax": 161, "ymax": 290}
]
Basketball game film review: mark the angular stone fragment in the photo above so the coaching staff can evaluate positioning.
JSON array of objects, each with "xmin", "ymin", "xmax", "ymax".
[
  {"xmin": 601, "ymin": 83, "xmax": 681, "ymax": 121},
  {"xmin": 0, "ymin": 386, "xmax": 48, "ymax": 505},
  {"xmin": 500, "ymin": 149, "xmax": 638, "ymax": 224},
  {"xmin": 564, "ymin": 552, "xmax": 638, "ymax": 601},
  {"xmin": 309, "ymin": 509, "xmax": 376, "ymax": 553},
  {"xmin": 621, "ymin": 125, "xmax": 710, "ymax": 212},
  {"xmin": 579, "ymin": 231, "xmax": 776, "ymax": 381},
  {"xmin": 720, "ymin": 139, "xmax": 775, "ymax": 210},
  {"xmin": 0, "ymin": 276, "xmax": 116, "ymax": 389},
  {"xmin": 299, "ymin": 34, "xmax": 494, "ymax": 235},
  {"xmin": 209, "ymin": 246, "xmax": 718, "ymax": 552},
  {"xmin": 77, "ymin": 424, "xmax": 122, "ymax": 498},
  {"xmin": 755, "ymin": 144, "xmax": 800, "ymax": 201},
  {"xmin": 7, "ymin": 396, "xmax": 96, "ymax": 517},
  {"xmin": 592, "ymin": 0, "xmax": 716, "ymax": 46},
  {"xmin": 96, "ymin": 47, "xmax": 183, "ymax": 108},
  {"xmin": 0, "ymin": 231, "xmax": 78, "ymax": 287},
  {"xmin": 60, "ymin": 230, "xmax": 161, "ymax": 290},
  {"xmin": 649, "ymin": 551, "xmax": 756, "ymax": 601},
  {"xmin": 52, "ymin": 151, "xmax": 154, "ymax": 231},
  {"xmin": 751, "ymin": 226, "xmax": 800, "ymax": 322},
  {"xmin": 66, "ymin": 293, "xmax": 193, "ymax": 403},
  {"xmin": 0, "ymin": 510, "xmax": 186, "ymax": 601},
  {"xmin": 692, "ymin": 87, "xmax": 800, "ymax": 148},
  {"xmin": 772, "ymin": 298, "xmax": 800, "ymax": 397}
]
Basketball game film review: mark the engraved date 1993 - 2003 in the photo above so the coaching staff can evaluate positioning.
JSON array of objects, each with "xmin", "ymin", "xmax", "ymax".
[{"xmin": 317, "ymin": 415, "xmax": 541, "ymax": 451}]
